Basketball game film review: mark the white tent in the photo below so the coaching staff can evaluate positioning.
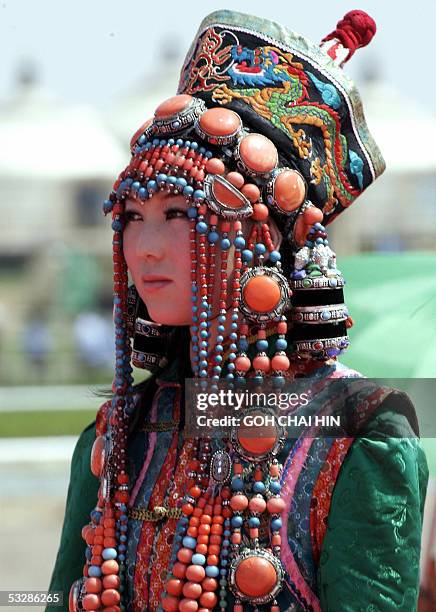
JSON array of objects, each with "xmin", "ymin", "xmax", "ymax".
[
  {"xmin": 0, "ymin": 79, "xmax": 125, "ymax": 180},
  {"xmin": 361, "ymin": 81, "xmax": 436, "ymax": 174}
]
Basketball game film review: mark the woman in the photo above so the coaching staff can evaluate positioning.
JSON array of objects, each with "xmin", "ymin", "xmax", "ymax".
[{"xmin": 49, "ymin": 9, "xmax": 428, "ymax": 612}]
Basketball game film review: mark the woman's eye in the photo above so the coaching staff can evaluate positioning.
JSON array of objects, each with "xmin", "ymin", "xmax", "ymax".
[
  {"xmin": 124, "ymin": 211, "xmax": 142, "ymax": 223},
  {"xmin": 165, "ymin": 208, "xmax": 188, "ymax": 220}
]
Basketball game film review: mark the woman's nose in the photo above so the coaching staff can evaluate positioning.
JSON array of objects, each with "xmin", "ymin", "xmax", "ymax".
[{"xmin": 135, "ymin": 224, "xmax": 164, "ymax": 261}]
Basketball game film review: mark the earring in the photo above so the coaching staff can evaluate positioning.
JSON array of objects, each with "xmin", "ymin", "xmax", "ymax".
[
  {"xmin": 289, "ymin": 221, "xmax": 350, "ymax": 360},
  {"xmin": 126, "ymin": 284, "xmax": 172, "ymax": 371}
]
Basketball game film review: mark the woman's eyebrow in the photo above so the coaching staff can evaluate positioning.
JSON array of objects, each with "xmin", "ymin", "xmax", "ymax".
[{"xmin": 125, "ymin": 197, "xmax": 142, "ymax": 209}]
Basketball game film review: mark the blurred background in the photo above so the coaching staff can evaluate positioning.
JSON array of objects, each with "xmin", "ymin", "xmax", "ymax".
[{"xmin": 1, "ymin": 0, "xmax": 436, "ymax": 608}]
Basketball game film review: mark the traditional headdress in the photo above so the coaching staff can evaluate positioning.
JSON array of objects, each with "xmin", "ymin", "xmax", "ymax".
[{"xmin": 70, "ymin": 10, "xmax": 384, "ymax": 612}]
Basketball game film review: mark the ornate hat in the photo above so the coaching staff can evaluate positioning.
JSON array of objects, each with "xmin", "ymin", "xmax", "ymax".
[{"xmin": 177, "ymin": 9, "xmax": 384, "ymax": 225}]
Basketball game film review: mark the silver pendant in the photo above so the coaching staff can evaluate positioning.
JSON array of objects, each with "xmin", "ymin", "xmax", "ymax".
[{"xmin": 210, "ymin": 449, "xmax": 232, "ymax": 485}]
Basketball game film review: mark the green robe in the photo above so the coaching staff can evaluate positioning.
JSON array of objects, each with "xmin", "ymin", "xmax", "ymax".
[{"xmin": 48, "ymin": 366, "xmax": 428, "ymax": 611}]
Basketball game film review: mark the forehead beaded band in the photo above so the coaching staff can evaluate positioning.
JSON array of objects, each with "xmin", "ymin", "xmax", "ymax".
[{"xmin": 69, "ymin": 9, "xmax": 384, "ymax": 612}]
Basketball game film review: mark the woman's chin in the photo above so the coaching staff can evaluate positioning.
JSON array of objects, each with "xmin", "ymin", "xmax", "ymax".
[{"xmin": 146, "ymin": 305, "xmax": 191, "ymax": 327}]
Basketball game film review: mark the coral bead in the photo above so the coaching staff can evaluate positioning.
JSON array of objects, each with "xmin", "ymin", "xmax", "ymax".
[
  {"xmin": 172, "ymin": 562, "xmax": 187, "ymax": 579},
  {"xmin": 196, "ymin": 544, "xmax": 208, "ymax": 555},
  {"xmin": 277, "ymin": 321, "xmax": 287, "ymax": 334},
  {"xmin": 206, "ymin": 554, "xmax": 219, "ymax": 566},
  {"xmin": 102, "ymin": 574, "xmax": 120, "ymax": 590},
  {"xmin": 237, "ymin": 415, "xmax": 277, "ymax": 455},
  {"xmin": 274, "ymin": 169, "xmax": 306, "ymax": 212},
  {"xmin": 205, "ymin": 157, "xmax": 226, "ymax": 175},
  {"xmin": 248, "ymin": 497, "xmax": 267, "ymax": 513},
  {"xmin": 252, "ymin": 203, "xmax": 269, "ymax": 220},
  {"xmin": 155, "ymin": 94, "xmax": 192, "ymax": 119},
  {"xmin": 199, "ymin": 592, "xmax": 218, "ymax": 608},
  {"xmin": 177, "ymin": 548, "xmax": 193, "ymax": 564},
  {"xmin": 166, "ymin": 578, "xmax": 183, "ymax": 596},
  {"xmin": 226, "ymin": 171, "xmax": 245, "ymax": 189},
  {"xmin": 267, "ymin": 497, "xmax": 286, "ymax": 513},
  {"xmin": 84, "ymin": 578, "xmax": 102, "ymax": 594},
  {"xmin": 182, "ymin": 503, "xmax": 194, "ymax": 515},
  {"xmin": 101, "ymin": 560, "xmax": 119, "ymax": 575},
  {"xmin": 101, "ymin": 589, "xmax": 120, "ymax": 606},
  {"xmin": 234, "ymin": 356, "xmax": 251, "ymax": 372},
  {"xmin": 183, "ymin": 582, "xmax": 202, "ymax": 599},
  {"xmin": 303, "ymin": 205, "xmax": 323, "ymax": 224},
  {"xmin": 252, "ymin": 355, "xmax": 270, "ymax": 372},
  {"xmin": 129, "ymin": 118, "xmax": 152, "ymax": 151},
  {"xmin": 270, "ymin": 464, "xmax": 280, "ymax": 477},
  {"xmin": 161, "ymin": 595, "xmax": 180, "ymax": 611},
  {"xmin": 235, "ymin": 556, "xmax": 277, "ymax": 596},
  {"xmin": 179, "ymin": 598, "xmax": 199, "ymax": 612},
  {"xmin": 201, "ymin": 577, "xmax": 218, "ymax": 591},
  {"xmin": 199, "ymin": 107, "xmax": 241, "ymax": 137},
  {"xmin": 243, "ymin": 275, "xmax": 281, "ymax": 312},
  {"xmin": 230, "ymin": 494, "xmax": 249, "ymax": 511},
  {"xmin": 272, "ymin": 534, "xmax": 282, "ymax": 546},
  {"xmin": 186, "ymin": 564, "xmax": 206, "ymax": 582},
  {"xmin": 271, "ymin": 354, "xmax": 290, "ymax": 371},
  {"xmin": 241, "ymin": 183, "xmax": 261, "ymax": 203},
  {"xmin": 82, "ymin": 594, "xmax": 100, "ymax": 610},
  {"xmin": 239, "ymin": 133, "xmax": 277, "ymax": 174},
  {"xmin": 90, "ymin": 436, "xmax": 105, "ymax": 477}
]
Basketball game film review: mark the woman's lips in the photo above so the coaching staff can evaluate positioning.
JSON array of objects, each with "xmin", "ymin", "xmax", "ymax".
[{"xmin": 141, "ymin": 276, "xmax": 172, "ymax": 292}]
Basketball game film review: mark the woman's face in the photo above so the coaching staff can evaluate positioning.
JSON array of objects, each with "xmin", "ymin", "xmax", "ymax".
[
  {"xmin": 123, "ymin": 192, "xmax": 192, "ymax": 326},
  {"xmin": 123, "ymin": 191, "xmax": 284, "ymax": 329}
]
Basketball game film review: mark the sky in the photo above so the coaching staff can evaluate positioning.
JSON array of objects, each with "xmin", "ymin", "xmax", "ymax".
[{"xmin": 0, "ymin": 0, "xmax": 434, "ymax": 110}]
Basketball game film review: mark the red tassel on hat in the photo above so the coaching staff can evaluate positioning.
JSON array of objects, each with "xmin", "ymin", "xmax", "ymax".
[{"xmin": 320, "ymin": 10, "xmax": 376, "ymax": 66}]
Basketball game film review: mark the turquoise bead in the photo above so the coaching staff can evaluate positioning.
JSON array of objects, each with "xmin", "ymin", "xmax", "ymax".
[
  {"xmin": 231, "ymin": 516, "xmax": 243, "ymax": 528},
  {"xmin": 192, "ymin": 553, "xmax": 206, "ymax": 565},
  {"xmin": 269, "ymin": 250, "xmax": 281, "ymax": 263},
  {"xmin": 271, "ymin": 518, "xmax": 282, "ymax": 530},
  {"xmin": 269, "ymin": 480, "xmax": 281, "ymax": 494},
  {"xmin": 253, "ymin": 481, "xmax": 266, "ymax": 493},
  {"xmin": 231, "ymin": 477, "xmax": 244, "ymax": 491},
  {"xmin": 102, "ymin": 547, "xmax": 117, "ymax": 560},
  {"xmin": 196, "ymin": 221, "xmax": 208, "ymax": 234},
  {"xmin": 182, "ymin": 536, "xmax": 197, "ymax": 549},
  {"xmin": 256, "ymin": 339, "xmax": 268, "ymax": 351}
]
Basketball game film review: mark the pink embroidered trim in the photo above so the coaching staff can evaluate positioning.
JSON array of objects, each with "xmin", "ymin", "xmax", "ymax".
[{"xmin": 128, "ymin": 390, "xmax": 159, "ymax": 507}]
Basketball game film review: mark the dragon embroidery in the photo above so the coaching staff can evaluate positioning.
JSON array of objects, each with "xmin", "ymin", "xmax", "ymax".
[
  {"xmin": 181, "ymin": 28, "xmax": 362, "ymax": 212},
  {"xmin": 179, "ymin": 28, "xmax": 233, "ymax": 94}
]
